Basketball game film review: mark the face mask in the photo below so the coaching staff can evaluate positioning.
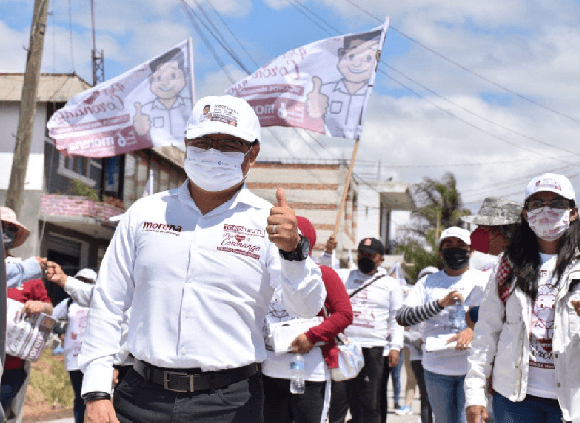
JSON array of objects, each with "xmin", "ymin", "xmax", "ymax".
[
  {"xmin": 184, "ymin": 146, "xmax": 249, "ymax": 192},
  {"xmin": 357, "ymin": 257, "xmax": 376, "ymax": 274},
  {"xmin": 2, "ymin": 226, "xmax": 17, "ymax": 249},
  {"xmin": 442, "ymin": 247, "xmax": 470, "ymax": 271},
  {"xmin": 525, "ymin": 208, "xmax": 571, "ymax": 242}
]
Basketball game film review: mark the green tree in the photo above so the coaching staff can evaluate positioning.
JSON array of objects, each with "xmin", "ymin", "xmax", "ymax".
[{"xmin": 396, "ymin": 172, "xmax": 471, "ymax": 281}]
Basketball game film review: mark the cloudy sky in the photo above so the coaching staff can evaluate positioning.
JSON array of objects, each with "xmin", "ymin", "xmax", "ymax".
[{"xmin": 2, "ymin": 0, "xmax": 580, "ymax": 212}]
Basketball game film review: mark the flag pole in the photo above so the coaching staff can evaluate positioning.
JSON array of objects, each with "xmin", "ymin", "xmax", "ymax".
[{"xmin": 333, "ymin": 137, "xmax": 360, "ymax": 237}]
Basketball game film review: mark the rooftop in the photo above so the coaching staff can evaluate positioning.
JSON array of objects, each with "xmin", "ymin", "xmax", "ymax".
[{"xmin": 0, "ymin": 73, "xmax": 92, "ymax": 102}]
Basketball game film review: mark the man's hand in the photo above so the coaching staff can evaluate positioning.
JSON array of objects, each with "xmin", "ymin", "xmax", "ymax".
[
  {"xmin": 290, "ymin": 333, "xmax": 314, "ymax": 354},
  {"xmin": 438, "ymin": 290, "xmax": 464, "ymax": 308},
  {"xmin": 112, "ymin": 369, "xmax": 120, "ymax": 388},
  {"xmin": 466, "ymin": 405, "xmax": 488, "ymax": 423},
  {"xmin": 46, "ymin": 261, "xmax": 68, "ymax": 288},
  {"xmin": 447, "ymin": 327, "xmax": 473, "ymax": 350},
  {"xmin": 325, "ymin": 236, "xmax": 337, "ymax": 254},
  {"xmin": 388, "ymin": 349, "xmax": 399, "ymax": 367},
  {"xmin": 85, "ymin": 399, "xmax": 120, "ymax": 423},
  {"xmin": 305, "ymin": 77, "xmax": 328, "ymax": 119},
  {"xmin": 267, "ymin": 188, "xmax": 300, "ymax": 253},
  {"xmin": 133, "ymin": 102, "xmax": 151, "ymax": 136},
  {"xmin": 22, "ymin": 300, "xmax": 49, "ymax": 317},
  {"xmin": 35, "ymin": 257, "xmax": 47, "ymax": 272}
]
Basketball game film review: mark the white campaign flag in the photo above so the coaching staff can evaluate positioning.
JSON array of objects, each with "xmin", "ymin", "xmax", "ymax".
[
  {"xmin": 48, "ymin": 39, "xmax": 195, "ymax": 158},
  {"xmin": 226, "ymin": 19, "xmax": 389, "ymax": 140}
]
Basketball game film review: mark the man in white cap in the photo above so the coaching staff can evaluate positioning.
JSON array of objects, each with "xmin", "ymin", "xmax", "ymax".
[
  {"xmin": 396, "ymin": 227, "xmax": 488, "ymax": 423},
  {"xmin": 1, "ymin": 207, "xmax": 47, "ymax": 288},
  {"xmin": 79, "ymin": 95, "xmax": 326, "ymax": 423}
]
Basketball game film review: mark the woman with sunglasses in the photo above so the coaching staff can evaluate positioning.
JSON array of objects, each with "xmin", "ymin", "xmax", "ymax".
[{"xmin": 465, "ymin": 173, "xmax": 580, "ymax": 423}]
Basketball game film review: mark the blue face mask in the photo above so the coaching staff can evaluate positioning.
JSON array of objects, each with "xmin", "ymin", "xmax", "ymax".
[{"xmin": 2, "ymin": 226, "xmax": 17, "ymax": 249}]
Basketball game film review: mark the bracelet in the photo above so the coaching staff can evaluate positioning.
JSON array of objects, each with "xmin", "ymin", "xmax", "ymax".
[{"xmin": 82, "ymin": 391, "xmax": 111, "ymax": 404}]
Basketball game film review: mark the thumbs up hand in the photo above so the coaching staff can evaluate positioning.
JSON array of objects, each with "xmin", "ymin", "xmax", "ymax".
[
  {"xmin": 267, "ymin": 188, "xmax": 300, "ymax": 252},
  {"xmin": 133, "ymin": 102, "xmax": 151, "ymax": 136},
  {"xmin": 306, "ymin": 76, "xmax": 328, "ymax": 119}
]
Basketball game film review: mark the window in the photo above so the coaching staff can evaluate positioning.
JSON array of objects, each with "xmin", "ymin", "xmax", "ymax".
[{"xmin": 57, "ymin": 153, "xmax": 97, "ymax": 187}]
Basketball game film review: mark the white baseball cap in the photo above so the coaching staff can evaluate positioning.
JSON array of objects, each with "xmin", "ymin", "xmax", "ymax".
[
  {"xmin": 185, "ymin": 95, "xmax": 261, "ymax": 143},
  {"xmin": 439, "ymin": 227, "xmax": 471, "ymax": 246},
  {"xmin": 525, "ymin": 173, "xmax": 575, "ymax": 202},
  {"xmin": 74, "ymin": 268, "xmax": 97, "ymax": 283}
]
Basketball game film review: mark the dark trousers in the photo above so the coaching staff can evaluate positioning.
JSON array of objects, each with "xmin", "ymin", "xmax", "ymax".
[
  {"xmin": 493, "ymin": 392, "xmax": 570, "ymax": 423},
  {"xmin": 379, "ymin": 363, "xmax": 392, "ymax": 423},
  {"xmin": 69, "ymin": 370, "xmax": 85, "ymax": 423},
  {"xmin": 113, "ymin": 368, "xmax": 264, "ymax": 423},
  {"xmin": 262, "ymin": 375, "xmax": 326, "ymax": 423},
  {"xmin": 329, "ymin": 346, "xmax": 385, "ymax": 423},
  {"xmin": 411, "ymin": 360, "xmax": 432, "ymax": 423},
  {"xmin": 0, "ymin": 367, "xmax": 26, "ymax": 411}
]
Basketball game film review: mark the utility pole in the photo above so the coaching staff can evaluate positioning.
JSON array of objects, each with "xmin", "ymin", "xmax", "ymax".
[{"xmin": 5, "ymin": 0, "xmax": 50, "ymax": 216}]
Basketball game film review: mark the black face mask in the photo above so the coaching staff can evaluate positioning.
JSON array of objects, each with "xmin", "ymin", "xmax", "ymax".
[
  {"xmin": 357, "ymin": 257, "xmax": 376, "ymax": 274},
  {"xmin": 2, "ymin": 226, "xmax": 17, "ymax": 249},
  {"xmin": 442, "ymin": 247, "xmax": 470, "ymax": 271}
]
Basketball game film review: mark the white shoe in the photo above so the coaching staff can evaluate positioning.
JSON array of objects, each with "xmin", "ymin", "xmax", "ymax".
[{"xmin": 395, "ymin": 405, "xmax": 412, "ymax": 415}]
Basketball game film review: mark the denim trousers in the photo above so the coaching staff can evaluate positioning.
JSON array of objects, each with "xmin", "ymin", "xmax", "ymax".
[
  {"xmin": 262, "ymin": 375, "xmax": 326, "ymax": 423},
  {"xmin": 424, "ymin": 369, "xmax": 466, "ymax": 423},
  {"xmin": 0, "ymin": 368, "xmax": 26, "ymax": 411},
  {"xmin": 492, "ymin": 391, "xmax": 570, "ymax": 423},
  {"xmin": 113, "ymin": 368, "xmax": 264, "ymax": 423},
  {"xmin": 411, "ymin": 360, "xmax": 433, "ymax": 423}
]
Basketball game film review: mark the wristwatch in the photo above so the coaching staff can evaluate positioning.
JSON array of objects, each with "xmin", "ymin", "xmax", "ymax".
[{"xmin": 279, "ymin": 234, "xmax": 310, "ymax": 261}]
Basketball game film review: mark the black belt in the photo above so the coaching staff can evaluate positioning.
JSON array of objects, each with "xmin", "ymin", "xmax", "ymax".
[{"xmin": 133, "ymin": 359, "xmax": 258, "ymax": 393}]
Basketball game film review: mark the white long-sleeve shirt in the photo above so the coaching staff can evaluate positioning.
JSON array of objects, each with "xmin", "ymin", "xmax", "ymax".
[
  {"xmin": 335, "ymin": 267, "xmax": 404, "ymax": 350},
  {"xmin": 79, "ymin": 182, "xmax": 326, "ymax": 395},
  {"xmin": 6, "ymin": 257, "xmax": 42, "ymax": 288}
]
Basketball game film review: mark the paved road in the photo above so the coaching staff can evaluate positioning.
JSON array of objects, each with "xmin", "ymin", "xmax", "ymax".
[{"xmin": 40, "ymin": 363, "xmax": 423, "ymax": 423}]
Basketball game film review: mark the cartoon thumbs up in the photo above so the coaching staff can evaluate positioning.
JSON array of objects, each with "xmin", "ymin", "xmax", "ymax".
[
  {"xmin": 133, "ymin": 102, "xmax": 151, "ymax": 136},
  {"xmin": 306, "ymin": 76, "xmax": 328, "ymax": 119},
  {"xmin": 267, "ymin": 188, "xmax": 300, "ymax": 252}
]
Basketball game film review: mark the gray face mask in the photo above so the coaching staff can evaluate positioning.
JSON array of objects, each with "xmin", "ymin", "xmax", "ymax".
[{"xmin": 2, "ymin": 226, "xmax": 17, "ymax": 249}]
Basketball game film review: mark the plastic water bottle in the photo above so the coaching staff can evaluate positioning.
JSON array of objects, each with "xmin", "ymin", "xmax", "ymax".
[
  {"xmin": 289, "ymin": 354, "xmax": 305, "ymax": 394},
  {"xmin": 453, "ymin": 299, "xmax": 467, "ymax": 330}
]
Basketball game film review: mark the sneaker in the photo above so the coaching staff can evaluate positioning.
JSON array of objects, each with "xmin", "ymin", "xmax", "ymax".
[{"xmin": 395, "ymin": 405, "xmax": 412, "ymax": 415}]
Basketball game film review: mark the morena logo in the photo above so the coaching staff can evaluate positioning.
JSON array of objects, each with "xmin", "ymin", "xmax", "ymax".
[{"xmin": 143, "ymin": 221, "xmax": 182, "ymax": 234}]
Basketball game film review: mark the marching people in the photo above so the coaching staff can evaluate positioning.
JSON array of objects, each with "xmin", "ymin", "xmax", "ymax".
[
  {"xmin": 396, "ymin": 227, "xmax": 488, "ymax": 423},
  {"xmin": 78, "ymin": 95, "xmax": 326, "ymax": 423},
  {"xmin": 262, "ymin": 216, "xmax": 353, "ymax": 423},
  {"xmin": 465, "ymin": 173, "xmax": 580, "ymax": 423},
  {"xmin": 323, "ymin": 237, "xmax": 404, "ymax": 423},
  {"xmin": 51, "ymin": 268, "xmax": 98, "ymax": 423}
]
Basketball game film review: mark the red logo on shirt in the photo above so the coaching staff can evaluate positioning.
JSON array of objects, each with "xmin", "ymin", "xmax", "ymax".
[{"xmin": 219, "ymin": 224, "xmax": 263, "ymax": 259}]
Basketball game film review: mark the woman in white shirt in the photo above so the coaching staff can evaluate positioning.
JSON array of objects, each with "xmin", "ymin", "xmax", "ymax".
[{"xmin": 465, "ymin": 173, "xmax": 580, "ymax": 423}]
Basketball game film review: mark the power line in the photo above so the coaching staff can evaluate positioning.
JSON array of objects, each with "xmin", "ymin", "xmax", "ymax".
[
  {"xmin": 382, "ymin": 69, "xmax": 576, "ymax": 165},
  {"xmin": 339, "ymin": 0, "xmax": 580, "ymax": 125},
  {"xmin": 384, "ymin": 64, "xmax": 580, "ymax": 157},
  {"xmin": 68, "ymin": 0, "xmax": 75, "ymax": 72}
]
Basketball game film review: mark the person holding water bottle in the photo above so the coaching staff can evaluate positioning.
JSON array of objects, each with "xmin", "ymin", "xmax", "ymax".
[
  {"xmin": 396, "ymin": 227, "xmax": 488, "ymax": 423},
  {"xmin": 262, "ymin": 216, "xmax": 352, "ymax": 423}
]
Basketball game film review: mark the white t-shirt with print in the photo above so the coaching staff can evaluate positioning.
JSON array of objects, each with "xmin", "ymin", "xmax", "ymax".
[
  {"xmin": 404, "ymin": 268, "xmax": 488, "ymax": 376},
  {"xmin": 527, "ymin": 253, "xmax": 558, "ymax": 399},
  {"xmin": 262, "ymin": 290, "xmax": 328, "ymax": 382}
]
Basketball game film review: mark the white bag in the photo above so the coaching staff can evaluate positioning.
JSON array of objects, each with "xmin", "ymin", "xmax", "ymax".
[
  {"xmin": 5, "ymin": 299, "xmax": 56, "ymax": 362},
  {"xmin": 268, "ymin": 317, "xmax": 323, "ymax": 353},
  {"xmin": 331, "ymin": 334, "xmax": 364, "ymax": 381}
]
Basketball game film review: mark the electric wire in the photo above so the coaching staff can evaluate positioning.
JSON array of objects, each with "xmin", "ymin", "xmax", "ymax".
[
  {"xmin": 340, "ymin": 0, "xmax": 580, "ymax": 125},
  {"xmin": 68, "ymin": 0, "xmax": 75, "ymax": 72}
]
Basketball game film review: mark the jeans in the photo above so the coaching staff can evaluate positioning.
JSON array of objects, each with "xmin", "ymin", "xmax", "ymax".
[
  {"xmin": 389, "ymin": 352, "xmax": 403, "ymax": 406},
  {"xmin": 113, "ymin": 368, "xmax": 264, "ymax": 423},
  {"xmin": 262, "ymin": 375, "xmax": 326, "ymax": 423},
  {"xmin": 329, "ymin": 346, "xmax": 385, "ymax": 423},
  {"xmin": 492, "ymin": 392, "xmax": 570, "ymax": 423},
  {"xmin": 69, "ymin": 370, "xmax": 85, "ymax": 423},
  {"xmin": 0, "ymin": 368, "xmax": 26, "ymax": 411},
  {"xmin": 411, "ymin": 360, "xmax": 432, "ymax": 423},
  {"xmin": 424, "ymin": 369, "xmax": 466, "ymax": 423}
]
